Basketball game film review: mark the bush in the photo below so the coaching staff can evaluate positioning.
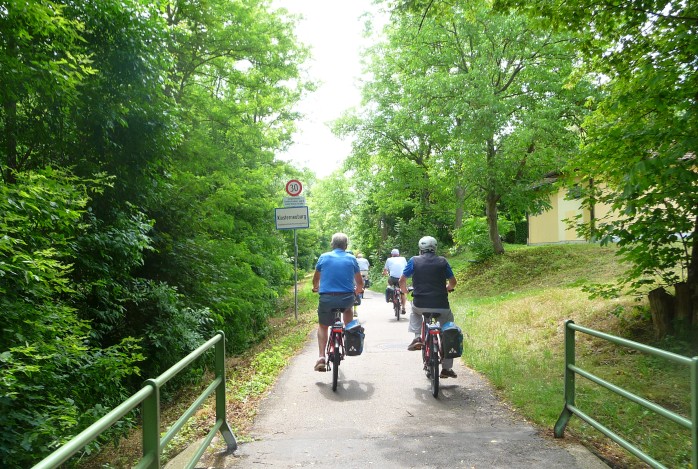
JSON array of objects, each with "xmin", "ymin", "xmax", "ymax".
[
  {"xmin": 0, "ymin": 169, "xmax": 144, "ymax": 466},
  {"xmin": 453, "ymin": 217, "xmax": 514, "ymax": 262}
]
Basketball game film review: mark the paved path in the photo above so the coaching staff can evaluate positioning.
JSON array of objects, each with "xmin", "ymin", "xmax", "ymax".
[{"xmin": 174, "ymin": 290, "xmax": 607, "ymax": 468}]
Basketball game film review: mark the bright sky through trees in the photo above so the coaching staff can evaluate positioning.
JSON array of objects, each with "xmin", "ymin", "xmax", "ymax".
[{"xmin": 272, "ymin": 0, "xmax": 386, "ymax": 177}]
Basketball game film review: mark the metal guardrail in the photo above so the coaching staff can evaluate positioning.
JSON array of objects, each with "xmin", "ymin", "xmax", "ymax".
[
  {"xmin": 554, "ymin": 320, "xmax": 698, "ymax": 468},
  {"xmin": 32, "ymin": 331, "xmax": 237, "ymax": 469}
]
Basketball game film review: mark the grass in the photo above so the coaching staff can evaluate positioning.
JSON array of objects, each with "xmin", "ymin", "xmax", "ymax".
[{"xmin": 452, "ymin": 243, "xmax": 694, "ymax": 468}]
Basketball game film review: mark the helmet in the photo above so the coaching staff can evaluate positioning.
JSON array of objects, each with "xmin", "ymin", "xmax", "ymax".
[
  {"xmin": 391, "ymin": 248, "xmax": 399, "ymax": 256},
  {"xmin": 418, "ymin": 236, "xmax": 437, "ymax": 253}
]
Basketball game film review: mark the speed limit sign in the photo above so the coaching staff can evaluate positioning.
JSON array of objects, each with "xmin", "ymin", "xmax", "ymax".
[{"xmin": 285, "ymin": 179, "xmax": 303, "ymax": 196}]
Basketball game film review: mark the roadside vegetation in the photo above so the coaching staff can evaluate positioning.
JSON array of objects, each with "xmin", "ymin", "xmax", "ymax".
[
  {"xmin": 88, "ymin": 243, "xmax": 692, "ymax": 468},
  {"xmin": 452, "ymin": 243, "xmax": 694, "ymax": 468},
  {"xmin": 81, "ymin": 289, "xmax": 319, "ymax": 468}
]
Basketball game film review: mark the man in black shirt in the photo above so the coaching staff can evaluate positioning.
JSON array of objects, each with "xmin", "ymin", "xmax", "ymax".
[{"xmin": 399, "ymin": 236, "xmax": 458, "ymax": 378}]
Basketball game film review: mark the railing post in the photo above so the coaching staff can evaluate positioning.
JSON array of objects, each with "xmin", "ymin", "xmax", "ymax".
[
  {"xmin": 690, "ymin": 357, "xmax": 698, "ymax": 468},
  {"xmin": 141, "ymin": 379, "xmax": 160, "ymax": 469},
  {"xmin": 554, "ymin": 320, "xmax": 576, "ymax": 437},
  {"xmin": 216, "ymin": 331, "xmax": 237, "ymax": 451}
]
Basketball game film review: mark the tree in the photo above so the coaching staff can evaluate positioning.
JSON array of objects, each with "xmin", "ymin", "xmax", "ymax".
[
  {"xmin": 340, "ymin": 1, "xmax": 588, "ymax": 254},
  {"xmin": 495, "ymin": 0, "xmax": 698, "ymax": 335},
  {"xmin": 142, "ymin": 0, "xmax": 312, "ymax": 349},
  {"xmin": 0, "ymin": 169, "xmax": 143, "ymax": 466},
  {"xmin": 0, "ymin": 0, "xmax": 94, "ymax": 183},
  {"xmin": 0, "ymin": 1, "xmax": 317, "ymax": 463}
]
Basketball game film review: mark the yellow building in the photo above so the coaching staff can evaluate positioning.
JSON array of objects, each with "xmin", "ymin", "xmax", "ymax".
[{"xmin": 527, "ymin": 178, "xmax": 616, "ymax": 245}]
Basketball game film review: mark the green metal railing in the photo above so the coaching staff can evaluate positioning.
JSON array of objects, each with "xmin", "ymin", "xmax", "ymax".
[
  {"xmin": 32, "ymin": 331, "xmax": 237, "ymax": 469},
  {"xmin": 554, "ymin": 320, "xmax": 698, "ymax": 468}
]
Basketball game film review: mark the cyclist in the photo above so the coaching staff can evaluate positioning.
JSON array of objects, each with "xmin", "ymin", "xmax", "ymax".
[
  {"xmin": 383, "ymin": 248, "xmax": 407, "ymax": 314},
  {"xmin": 311, "ymin": 233, "xmax": 364, "ymax": 372},
  {"xmin": 356, "ymin": 253, "xmax": 370, "ymax": 291},
  {"xmin": 399, "ymin": 236, "xmax": 458, "ymax": 378}
]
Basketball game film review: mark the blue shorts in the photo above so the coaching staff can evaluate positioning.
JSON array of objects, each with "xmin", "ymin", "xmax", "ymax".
[{"xmin": 317, "ymin": 293, "xmax": 355, "ymax": 326}]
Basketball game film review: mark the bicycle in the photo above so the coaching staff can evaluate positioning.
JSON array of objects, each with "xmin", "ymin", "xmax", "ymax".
[
  {"xmin": 420, "ymin": 312, "xmax": 442, "ymax": 398},
  {"xmin": 391, "ymin": 285, "xmax": 403, "ymax": 321},
  {"xmin": 325, "ymin": 308, "xmax": 346, "ymax": 392}
]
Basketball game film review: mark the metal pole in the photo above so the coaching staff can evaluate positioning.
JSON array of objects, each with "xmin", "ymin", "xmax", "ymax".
[
  {"xmin": 294, "ymin": 228, "xmax": 298, "ymax": 320},
  {"xmin": 141, "ymin": 379, "xmax": 160, "ymax": 469},
  {"xmin": 215, "ymin": 331, "xmax": 237, "ymax": 451},
  {"xmin": 690, "ymin": 357, "xmax": 698, "ymax": 467},
  {"xmin": 554, "ymin": 319, "xmax": 575, "ymax": 437}
]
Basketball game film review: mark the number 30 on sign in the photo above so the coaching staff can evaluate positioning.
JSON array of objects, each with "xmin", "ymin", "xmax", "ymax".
[{"xmin": 285, "ymin": 179, "xmax": 302, "ymax": 197}]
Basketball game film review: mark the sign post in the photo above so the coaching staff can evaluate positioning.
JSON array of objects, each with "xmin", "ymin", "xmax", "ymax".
[{"xmin": 277, "ymin": 180, "xmax": 308, "ymax": 319}]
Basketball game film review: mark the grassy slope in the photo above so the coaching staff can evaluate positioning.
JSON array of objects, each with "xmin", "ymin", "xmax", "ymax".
[{"xmin": 451, "ymin": 243, "xmax": 692, "ymax": 468}]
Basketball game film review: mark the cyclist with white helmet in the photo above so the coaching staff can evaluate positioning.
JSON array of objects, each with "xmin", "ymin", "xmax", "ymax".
[
  {"xmin": 383, "ymin": 248, "xmax": 407, "ymax": 314},
  {"xmin": 399, "ymin": 236, "xmax": 458, "ymax": 378}
]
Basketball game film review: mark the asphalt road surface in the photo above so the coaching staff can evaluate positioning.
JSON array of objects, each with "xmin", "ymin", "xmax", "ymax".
[{"xmin": 173, "ymin": 290, "xmax": 608, "ymax": 469}]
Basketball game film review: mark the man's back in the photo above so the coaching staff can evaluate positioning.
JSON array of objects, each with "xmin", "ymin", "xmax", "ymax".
[
  {"xmin": 384, "ymin": 256, "xmax": 407, "ymax": 278},
  {"xmin": 316, "ymin": 249, "xmax": 359, "ymax": 293},
  {"xmin": 410, "ymin": 252, "xmax": 451, "ymax": 309},
  {"xmin": 357, "ymin": 257, "xmax": 370, "ymax": 271}
]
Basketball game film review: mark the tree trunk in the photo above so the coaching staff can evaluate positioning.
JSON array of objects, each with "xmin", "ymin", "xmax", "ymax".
[
  {"xmin": 454, "ymin": 186, "xmax": 465, "ymax": 230},
  {"xmin": 648, "ymin": 287, "xmax": 675, "ymax": 339},
  {"xmin": 485, "ymin": 191, "xmax": 504, "ymax": 254},
  {"xmin": 674, "ymin": 282, "xmax": 692, "ymax": 338},
  {"xmin": 688, "ymin": 213, "xmax": 698, "ymax": 327}
]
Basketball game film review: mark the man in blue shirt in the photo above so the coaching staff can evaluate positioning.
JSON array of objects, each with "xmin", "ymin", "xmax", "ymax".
[
  {"xmin": 399, "ymin": 235, "xmax": 458, "ymax": 378},
  {"xmin": 311, "ymin": 233, "xmax": 364, "ymax": 372}
]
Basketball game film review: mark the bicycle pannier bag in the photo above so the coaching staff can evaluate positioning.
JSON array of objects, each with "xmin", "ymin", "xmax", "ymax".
[
  {"xmin": 441, "ymin": 321, "xmax": 463, "ymax": 359},
  {"xmin": 344, "ymin": 320, "xmax": 365, "ymax": 356},
  {"xmin": 385, "ymin": 286, "xmax": 394, "ymax": 303}
]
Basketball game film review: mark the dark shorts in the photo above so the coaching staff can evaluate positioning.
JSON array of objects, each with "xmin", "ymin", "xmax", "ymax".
[
  {"xmin": 388, "ymin": 276, "xmax": 400, "ymax": 287},
  {"xmin": 317, "ymin": 293, "xmax": 354, "ymax": 326}
]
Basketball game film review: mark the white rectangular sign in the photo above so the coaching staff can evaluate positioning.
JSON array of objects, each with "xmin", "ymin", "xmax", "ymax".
[
  {"xmin": 275, "ymin": 206, "xmax": 309, "ymax": 230},
  {"xmin": 283, "ymin": 196, "xmax": 306, "ymax": 207}
]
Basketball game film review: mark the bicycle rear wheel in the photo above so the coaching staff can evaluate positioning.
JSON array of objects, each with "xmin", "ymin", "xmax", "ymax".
[
  {"xmin": 430, "ymin": 340, "xmax": 440, "ymax": 398},
  {"xmin": 332, "ymin": 335, "xmax": 341, "ymax": 392},
  {"xmin": 394, "ymin": 296, "xmax": 401, "ymax": 321}
]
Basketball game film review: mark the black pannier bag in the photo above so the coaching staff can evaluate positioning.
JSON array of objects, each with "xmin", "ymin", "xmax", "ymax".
[
  {"xmin": 441, "ymin": 321, "xmax": 463, "ymax": 359},
  {"xmin": 344, "ymin": 320, "xmax": 365, "ymax": 356},
  {"xmin": 385, "ymin": 286, "xmax": 394, "ymax": 303}
]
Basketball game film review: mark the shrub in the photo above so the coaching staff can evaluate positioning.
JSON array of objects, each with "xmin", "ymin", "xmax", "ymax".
[{"xmin": 453, "ymin": 217, "xmax": 514, "ymax": 261}]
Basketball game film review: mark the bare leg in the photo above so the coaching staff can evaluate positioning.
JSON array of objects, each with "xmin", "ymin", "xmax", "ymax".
[
  {"xmin": 342, "ymin": 307, "xmax": 353, "ymax": 325},
  {"xmin": 317, "ymin": 324, "xmax": 328, "ymax": 357}
]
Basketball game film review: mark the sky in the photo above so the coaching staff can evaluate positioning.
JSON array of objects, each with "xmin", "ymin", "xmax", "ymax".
[{"xmin": 271, "ymin": 1, "xmax": 387, "ymax": 178}]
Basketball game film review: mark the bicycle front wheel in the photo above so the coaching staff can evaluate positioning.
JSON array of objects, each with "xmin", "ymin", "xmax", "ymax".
[{"xmin": 332, "ymin": 336, "xmax": 341, "ymax": 392}]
